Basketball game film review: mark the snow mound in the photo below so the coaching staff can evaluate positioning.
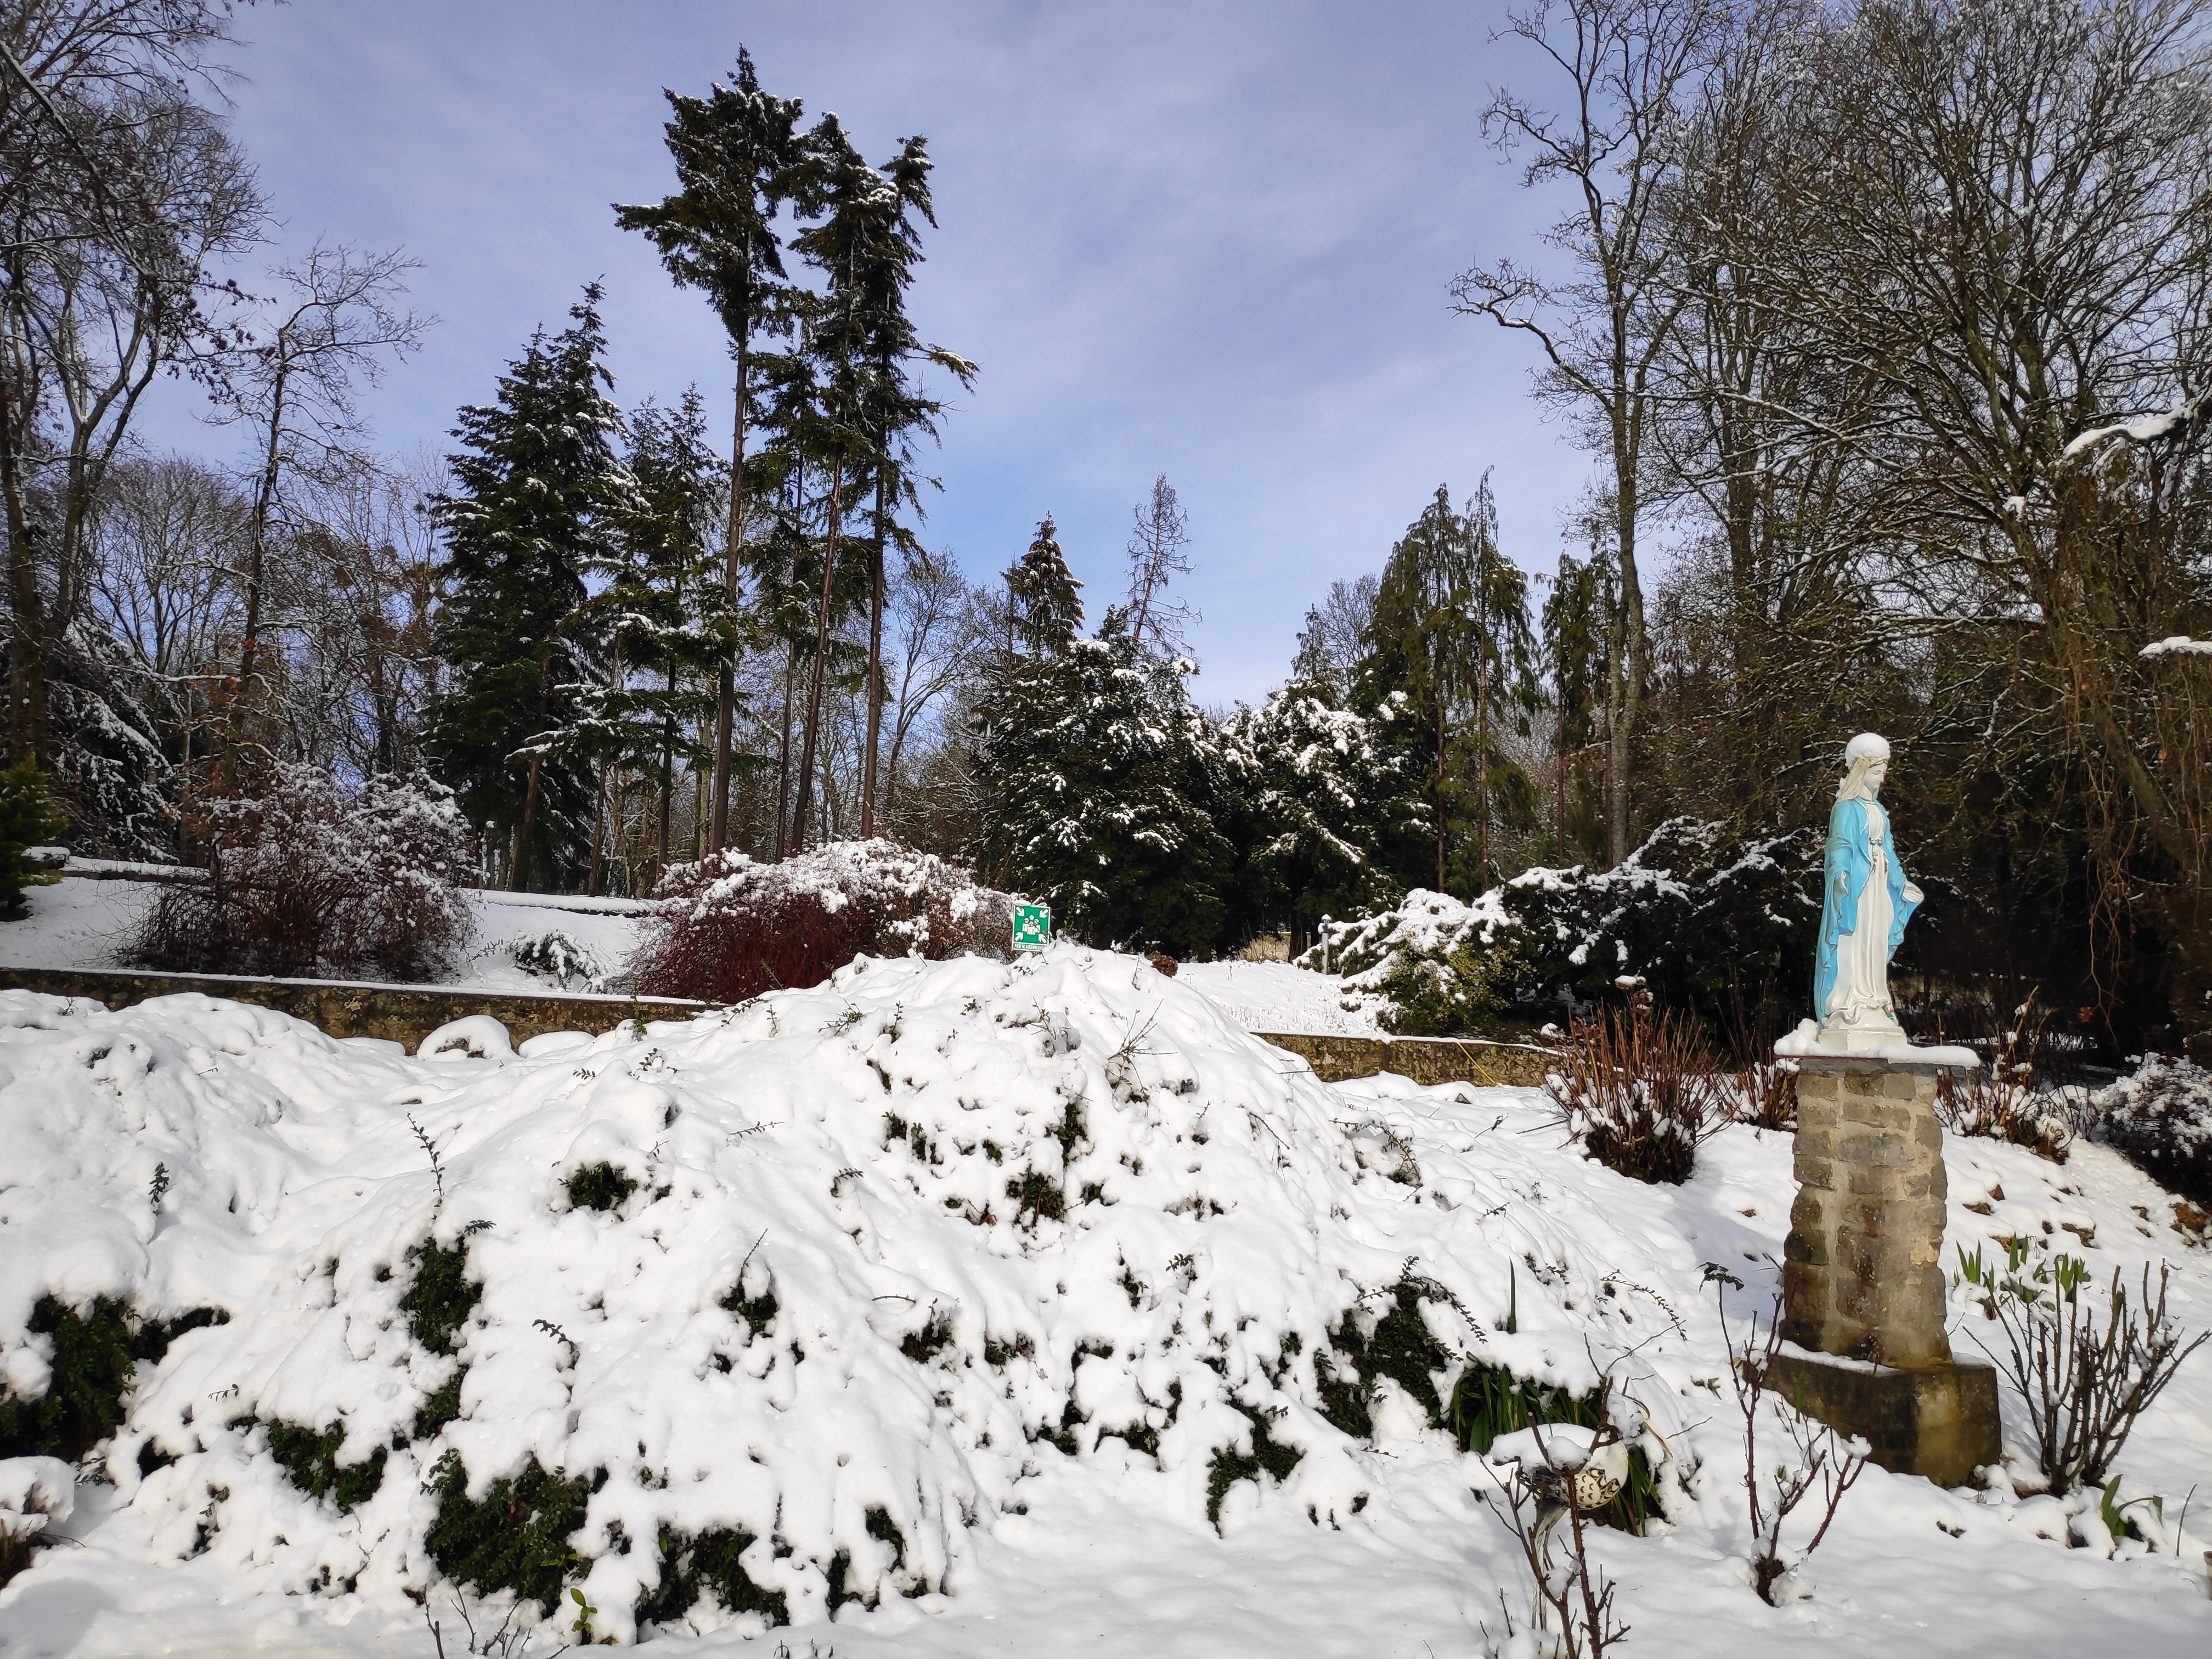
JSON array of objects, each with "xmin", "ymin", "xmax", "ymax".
[
  {"xmin": 4, "ymin": 953, "xmax": 2210, "ymax": 1655},
  {"xmin": 0, "ymin": 948, "xmax": 1710, "ymax": 1642}
]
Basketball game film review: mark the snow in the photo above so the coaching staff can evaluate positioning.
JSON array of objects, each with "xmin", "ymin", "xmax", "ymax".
[
  {"xmin": 2142, "ymin": 635, "xmax": 2212, "ymax": 658},
  {"xmin": 0, "ymin": 947, "xmax": 2206, "ymax": 1655},
  {"xmin": 1172, "ymin": 962, "xmax": 1386, "ymax": 1036},
  {"xmin": 2063, "ymin": 392, "xmax": 2207, "ymax": 458},
  {"xmin": 1774, "ymin": 1019, "xmax": 1980, "ymax": 1068}
]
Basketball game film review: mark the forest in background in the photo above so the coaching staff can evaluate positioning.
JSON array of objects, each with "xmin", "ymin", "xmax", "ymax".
[{"xmin": 2, "ymin": 0, "xmax": 2208, "ymax": 1060}]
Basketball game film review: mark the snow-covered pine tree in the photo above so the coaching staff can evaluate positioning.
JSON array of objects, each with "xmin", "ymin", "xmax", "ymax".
[
  {"xmin": 613, "ymin": 46, "xmax": 805, "ymax": 854},
  {"xmin": 1008, "ymin": 515, "xmax": 1082, "ymax": 654},
  {"xmin": 975, "ymin": 608, "xmax": 1238, "ymax": 956},
  {"xmin": 573, "ymin": 390, "xmax": 735, "ymax": 885},
  {"xmin": 1220, "ymin": 682, "xmax": 1425, "ymax": 955},
  {"xmin": 1354, "ymin": 482, "xmax": 1536, "ymax": 895},
  {"xmin": 426, "ymin": 285, "xmax": 635, "ymax": 891}
]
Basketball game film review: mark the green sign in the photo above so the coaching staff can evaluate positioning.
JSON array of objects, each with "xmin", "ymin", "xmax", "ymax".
[{"xmin": 1011, "ymin": 902, "xmax": 1052, "ymax": 952}]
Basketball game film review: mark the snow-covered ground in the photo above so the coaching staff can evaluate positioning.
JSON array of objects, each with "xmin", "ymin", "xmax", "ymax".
[
  {"xmin": 0, "ymin": 945, "xmax": 2207, "ymax": 1657},
  {"xmin": 1171, "ymin": 961, "xmax": 1384, "ymax": 1036},
  {"xmin": 1, "ymin": 877, "xmax": 1376, "ymax": 1029}
]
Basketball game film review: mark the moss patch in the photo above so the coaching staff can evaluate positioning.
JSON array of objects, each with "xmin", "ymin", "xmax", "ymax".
[
  {"xmin": 633, "ymin": 1525, "xmax": 789, "ymax": 1630},
  {"xmin": 265, "ymin": 1420, "xmax": 388, "ymax": 1513},
  {"xmin": 0, "ymin": 1296, "xmax": 225, "ymax": 1462},
  {"xmin": 563, "ymin": 1161, "xmax": 637, "ymax": 1213},
  {"xmin": 423, "ymin": 1451, "xmax": 596, "ymax": 1614}
]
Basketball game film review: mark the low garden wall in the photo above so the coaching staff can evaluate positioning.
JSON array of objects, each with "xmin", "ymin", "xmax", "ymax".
[
  {"xmin": 1254, "ymin": 1030, "xmax": 1556, "ymax": 1087},
  {"xmin": 0, "ymin": 967, "xmax": 704, "ymax": 1049},
  {"xmin": 0, "ymin": 966, "xmax": 1556, "ymax": 1085}
]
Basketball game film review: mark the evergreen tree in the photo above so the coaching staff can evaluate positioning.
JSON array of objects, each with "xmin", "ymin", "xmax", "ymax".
[
  {"xmin": 1355, "ymin": 482, "xmax": 1536, "ymax": 895},
  {"xmin": 0, "ymin": 754, "xmax": 63, "ymax": 918},
  {"xmin": 1461, "ymin": 476, "xmax": 1539, "ymax": 888},
  {"xmin": 575, "ymin": 391, "xmax": 735, "ymax": 882},
  {"xmin": 614, "ymin": 47, "xmax": 805, "ymax": 854},
  {"xmin": 1541, "ymin": 548, "xmax": 1610, "ymax": 866},
  {"xmin": 975, "ymin": 610, "xmax": 1237, "ymax": 956},
  {"xmin": 1221, "ymin": 683, "xmax": 1423, "ymax": 952},
  {"xmin": 426, "ymin": 285, "xmax": 635, "ymax": 891},
  {"xmin": 1008, "ymin": 515, "xmax": 1082, "ymax": 654}
]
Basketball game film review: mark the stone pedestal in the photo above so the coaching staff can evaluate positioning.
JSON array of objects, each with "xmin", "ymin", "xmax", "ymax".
[{"xmin": 1776, "ymin": 1052, "xmax": 2000, "ymax": 1487}]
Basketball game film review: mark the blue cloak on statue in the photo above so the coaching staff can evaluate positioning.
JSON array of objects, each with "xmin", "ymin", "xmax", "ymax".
[{"xmin": 1814, "ymin": 795, "xmax": 1918, "ymax": 1018}]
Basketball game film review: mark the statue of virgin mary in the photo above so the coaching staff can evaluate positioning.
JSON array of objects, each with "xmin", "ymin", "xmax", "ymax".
[{"xmin": 1814, "ymin": 733, "xmax": 1924, "ymax": 1052}]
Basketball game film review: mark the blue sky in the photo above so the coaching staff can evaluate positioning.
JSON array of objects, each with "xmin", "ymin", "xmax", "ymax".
[{"xmin": 162, "ymin": 0, "xmax": 1595, "ymax": 706}]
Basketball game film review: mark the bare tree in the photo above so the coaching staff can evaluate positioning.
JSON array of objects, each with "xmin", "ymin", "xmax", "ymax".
[
  {"xmin": 204, "ymin": 240, "xmax": 429, "ymax": 757},
  {"xmin": 1125, "ymin": 472, "xmax": 1196, "ymax": 656},
  {"xmin": 1452, "ymin": 0, "xmax": 1729, "ymax": 865},
  {"xmin": 0, "ymin": 0, "xmax": 263, "ymax": 767}
]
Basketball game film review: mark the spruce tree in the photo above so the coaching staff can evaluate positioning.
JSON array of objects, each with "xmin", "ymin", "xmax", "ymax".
[
  {"xmin": 1541, "ymin": 549, "xmax": 1610, "ymax": 866},
  {"xmin": 614, "ymin": 47, "xmax": 805, "ymax": 854},
  {"xmin": 1222, "ymin": 684, "xmax": 1424, "ymax": 952},
  {"xmin": 975, "ymin": 611, "xmax": 1237, "ymax": 956},
  {"xmin": 1008, "ymin": 515, "xmax": 1082, "ymax": 654},
  {"xmin": 426, "ymin": 285, "xmax": 634, "ymax": 891},
  {"xmin": 575, "ymin": 391, "xmax": 735, "ymax": 882},
  {"xmin": 1354, "ymin": 481, "xmax": 1537, "ymax": 895}
]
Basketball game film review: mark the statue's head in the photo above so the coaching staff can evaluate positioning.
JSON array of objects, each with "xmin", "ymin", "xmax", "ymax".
[{"xmin": 1837, "ymin": 731, "xmax": 1891, "ymax": 802}]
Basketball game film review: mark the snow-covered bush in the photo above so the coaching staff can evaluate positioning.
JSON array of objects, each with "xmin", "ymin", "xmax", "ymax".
[
  {"xmin": 1307, "ymin": 888, "xmax": 1523, "ymax": 1035},
  {"xmin": 631, "ymin": 838, "xmax": 1017, "ymax": 1004},
  {"xmin": 0, "ymin": 755, "xmax": 64, "ymax": 921},
  {"xmin": 2093, "ymin": 1053, "xmax": 2212, "ymax": 1206},
  {"xmin": 1307, "ymin": 819, "xmax": 1826, "ymax": 1029},
  {"xmin": 506, "ymin": 927, "xmax": 607, "ymax": 991},
  {"xmin": 0, "ymin": 955, "xmax": 1712, "ymax": 1643},
  {"xmin": 132, "ymin": 765, "xmax": 471, "ymax": 981}
]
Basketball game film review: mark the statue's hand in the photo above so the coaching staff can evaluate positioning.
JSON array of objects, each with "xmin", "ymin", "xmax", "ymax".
[{"xmin": 1902, "ymin": 882, "xmax": 1923, "ymax": 905}]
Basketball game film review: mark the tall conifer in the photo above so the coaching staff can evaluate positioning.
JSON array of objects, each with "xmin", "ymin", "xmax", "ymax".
[
  {"xmin": 426, "ymin": 285, "xmax": 633, "ymax": 890},
  {"xmin": 614, "ymin": 47, "xmax": 804, "ymax": 854}
]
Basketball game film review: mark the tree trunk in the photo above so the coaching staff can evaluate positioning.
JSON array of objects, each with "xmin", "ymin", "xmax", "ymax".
[
  {"xmin": 1606, "ymin": 449, "xmax": 1644, "ymax": 868},
  {"xmin": 860, "ymin": 465, "xmax": 888, "ymax": 838},
  {"xmin": 791, "ymin": 461, "xmax": 843, "ymax": 850},
  {"xmin": 233, "ymin": 355, "xmax": 290, "ymax": 757},
  {"xmin": 709, "ymin": 343, "xmax": 747, "ymax": 853},
  {"xmin": 0, "ymin": 318, "xmax": 49, "ymax": 768},
  {"xmin": 514, "ymin": 653, "xmax": 552, "ymax": 892},
  {"xmin": 588, "ymin": 759, "xmax": 607, "ymax": 896},
  {"xmin": 773, "ymin": 641, "xmax": 797, "ymax": 859}
]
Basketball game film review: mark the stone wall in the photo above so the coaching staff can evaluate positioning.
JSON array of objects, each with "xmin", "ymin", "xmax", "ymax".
[
  {"xmin": 0, "ymin": 967, "xmax": 705, "ymax": 1051},
  {"xmin": 1255, "ymin": 1031, "xmax": 1555, "ymax": 1088},
  {"xmin": 1781, "ymin": 1055, "xmax": 1953, "ymax": 1368}
]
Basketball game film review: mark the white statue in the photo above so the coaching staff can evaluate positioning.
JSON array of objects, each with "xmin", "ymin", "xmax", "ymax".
[{"xmin": 1814, "ymin": 733, "xmax": 1924, "ymax": 1053}]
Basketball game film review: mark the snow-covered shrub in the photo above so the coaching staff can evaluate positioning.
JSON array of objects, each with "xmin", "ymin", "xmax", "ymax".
[
  {"xmin": 134, "ymin": 765, "xmax": 470, "ymax": 981},
  {"xmin": 0, "ymin": 957, "xmax": 1720, "ymax": 1641},
  {"xmin": 1545, "ymin": 982, "xmax": 1730, "ymax": 1184},
  {"xmin": 0, "ymin": 1456, "xmax": 74, "ymax": 1589},
  {"xmin": 0, "ymin": 756, "xmax": 64, "ymax": 921},
  {"xmin": 2093, "ymin": 1053, "xmax": 2212, "ymax": 1206},
  {"xmin": 631, "ymin": 838, "xmax": 1016, "ymax": 1004},
  {"xmin": 1307, "ymin": 819, "xmax": 1826, "ymax": 1029},
  {"xmin": 1307, "ymin": 888, "xmax": 1525, "ymax": 1036},
  {"xmin": 507, "ymin": 926, "xmax": 607, "ymax": 991}
]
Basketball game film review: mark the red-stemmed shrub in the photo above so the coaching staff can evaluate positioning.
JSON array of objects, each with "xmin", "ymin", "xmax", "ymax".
[
  {"xmin": 134, "ymin": 765, "xmax": 471, "ymax": 981},
  {"xmin": 630, "ymin": 839, "xmax": 1018, "ymax": 1005}
]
